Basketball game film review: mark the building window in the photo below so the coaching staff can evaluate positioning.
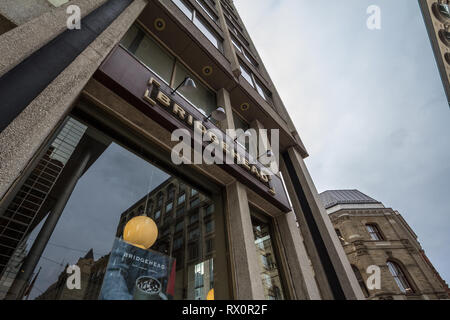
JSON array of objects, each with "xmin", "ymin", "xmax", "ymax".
[
  {"xmin": 239, "ymin": 63, "xmax": 272, "ymax": 102},
  {"xmin": 335, "ymin": 228, "xmax": 345, "ymax": 242},
  {"xmin": 252, "ymin": 215, "xmax": 286, "ymax": 300},
  {"xmin": 178, "ymin": 193, "xmax": 186, "ymax": 205},
  {"xmin": 190, "ymin": 197, "xmax": 200, "ymax": 208},
  {"xmin": 240, "ymin": 64, "xmax": 253, "ymax": 86},
  {"xmin": 154, "ymin": 209, "xmax": 161, "ymax": 220},
  {"xmin": 166, "ymin": 202, "xmax": 173, "ymax": 213},
  {"xmin": 387, "ymin": 261, "xmax": 414, "ymax": 294},
  {"xmin": 176, "ymin": 206, "xmax": 185, "ymax": 217},
  {"xmin": 173, "ymin": 62, "xmax": 217, "ymax": 118},
  {"xmin": 167, "ymin": 185, "xmax": 175, "ymax": 201},
  {"xmin": 120, "ymin": 24, "xmax": 174, "ymax": 84},
  {"xmin": 205, "ymin": 204, "xmax": 214, "ymax": 216},
  {"xmin": 366, "ymin": 224, "xmax": 383, "ymax": 241},
  {"xmin": 191, "ymin": 188, "xmax": 198, "ymax": 197},
  {"xmin": 172, "ymin": 0, "xmax": 222, "ymax": 49},
  {"xmin": 205, "ymin": 220, "xmax": 214, "ymax": 234},
  {"xmin": 232, "ymin": 111, "xmax": 251, "ymax": 150},
  {"xmin": 195, "ymin": 0, "xmax": 218, "ymax": 21},
  {"xmin": 146, "ymin": 201, "xmax": 153, "ymax": 216},
  {"xmin": 205, "ymin": 238, "xmax": 213, "ymax": 253},
  {"xmin": 157, "ymin": 193, "xmax": 163, "ymax": 208},
  {"xmin": 351, "ymin": 265, "xmax": 369, "ymax": 298},
  {"xmin": 438, "ymin": 3, "xmax": 450, "ymax": 19},
  {"xmin": 175, "ymin": 221, "xmax": 184, "ymax": 233},
  {"xmin": 173, "ymin": 237, "xmax": 183, "ymax": 250},
  {"xmin": 231, "ymin": 35, "xmax": 258, "ymax": 67},
  {"xmin": 189, "ymin": 213, "xmax": 199, "ymax": 225},
  {"xmin": 188, "ymin": 242, "xmax": 200, "ymax": 260},
  {"xmin": 173, "ymin": 0, "xmax": 193, "ymax": 18},
  {"xmin": 121, "ymin": 24, "xmax": 217, "ymax": 117},
  {"xmin": 189, "ymin": 228, "xmax": 200, "ymax": 241}
]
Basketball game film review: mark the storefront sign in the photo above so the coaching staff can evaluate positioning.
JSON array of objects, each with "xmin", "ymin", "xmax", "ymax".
[
  {"xmin": 94, "ymin": 46, "xmax": 291, "ymax": 212},
  {"xmin": 143, "ymin": 78, "xmax": 275, "ymax": 194}
]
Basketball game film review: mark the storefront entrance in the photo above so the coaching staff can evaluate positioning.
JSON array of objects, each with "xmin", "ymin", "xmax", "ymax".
[{"xmin": 0, "ymin": 103, "xmax": 230, "ymax": 300}]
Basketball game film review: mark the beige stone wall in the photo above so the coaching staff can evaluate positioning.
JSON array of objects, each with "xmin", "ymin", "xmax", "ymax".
[{"xmin": 331, "ymin": 208, "xmax": 449, "ymax": 300}]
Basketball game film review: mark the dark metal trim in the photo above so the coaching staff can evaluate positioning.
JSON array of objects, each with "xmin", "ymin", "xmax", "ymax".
[
  {"xmin": 282, "ymin": 152, "xmax": 346, "ymax": 300},
  {"xmin": 0, "ymin": 0, "xmax": 134, "ymax": 133}
]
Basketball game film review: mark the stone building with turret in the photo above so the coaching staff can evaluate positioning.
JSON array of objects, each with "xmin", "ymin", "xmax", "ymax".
[{"xmin": 320, "ymin": 189, "xmax": 449, "ymax": 300}]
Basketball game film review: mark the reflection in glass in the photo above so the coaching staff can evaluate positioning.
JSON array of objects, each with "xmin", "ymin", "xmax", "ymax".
[
  {"xmin": 120, "ymin": 25, "xmax": 174, "ymax": 84},
  {"xmin": 252, "ymin": 216, "xmax": 285, "ymax": 300},
  {"xmin": 0, "ymin": 116, "xmax": 225, "ymax": 300}
]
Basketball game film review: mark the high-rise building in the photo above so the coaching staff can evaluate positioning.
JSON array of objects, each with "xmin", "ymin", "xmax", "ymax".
[
  {"xmin": 0, "ymin": 0, "xmax": 363, "ymax": 300},
  {"xmin": 419, "ymin": 0, "xmax": 450, "ymax": 106},
  {"xmin": 320, "ymin": 189, "xmax": 450, "ymax": 300}
]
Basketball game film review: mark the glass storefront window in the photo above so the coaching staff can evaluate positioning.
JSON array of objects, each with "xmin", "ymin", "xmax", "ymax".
[
  {"xmin": 0, "ymin": 113, "xmax": 229, "ymax": 300},
  {"xmin": 251, "ymin": 215, "xmax": 285, "ymax": 300}
]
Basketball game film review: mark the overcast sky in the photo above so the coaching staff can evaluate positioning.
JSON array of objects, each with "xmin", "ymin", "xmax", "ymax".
[{"xmin": 235, "ymin": 0, "xmax": 450, "ymax": 282}]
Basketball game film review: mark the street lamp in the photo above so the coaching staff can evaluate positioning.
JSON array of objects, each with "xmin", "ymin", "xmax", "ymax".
[
  {"xmin": 204, "ymin": 107, "xmax": 226, "ymax": 122},
  {"xmin": 171, "ymin": 77, "xmax": 196, "ymax": 95}
]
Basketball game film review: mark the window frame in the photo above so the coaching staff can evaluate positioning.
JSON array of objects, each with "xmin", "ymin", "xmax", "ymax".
[
  {"xmin": 366, "ymin": 223, "xmax": 384, "ymax": 241},
  {"xmin": 386, "ymin": 260, "xmax": 415, "ymax": 294},
  {"xmin": 172, "ymin": 0, "xmax": 223, "ymax": 51},
  {"xmin": 120, "ymin": 23, "xmax": 219, "ymax": 118}
]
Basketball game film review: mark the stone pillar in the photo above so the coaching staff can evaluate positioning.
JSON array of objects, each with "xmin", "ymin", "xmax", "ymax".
[
  {"xmin": 281, "ymin": 147, "xmax": 365, "ymax": 300},
  {"xmin": 215, "ymin": 1, "xmax": 241, "ymax": 78},
  {"xmin": 226, "ymin": 181, "xmax": 265, "ymax": 299},
  {"xmin": 217, "ymin": 88, "xmax": 235, "ymax": 131},
  {"xmin": 0, "ymin": 0, "xmax": 148, "ymax": 201},
  {"xmin": 274, "ymin": 211, "xmax": 321, "ymax": 299}
]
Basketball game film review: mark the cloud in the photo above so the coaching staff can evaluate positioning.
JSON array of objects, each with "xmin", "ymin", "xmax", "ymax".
[{"xmin": 236, "ymin": 0, "xmax": 450, "ymax": 283}]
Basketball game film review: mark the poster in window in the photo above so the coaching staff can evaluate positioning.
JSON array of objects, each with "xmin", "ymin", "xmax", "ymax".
[{"xmin": 99, "ymin": 238, "xmax": 176, "ymax": 300}]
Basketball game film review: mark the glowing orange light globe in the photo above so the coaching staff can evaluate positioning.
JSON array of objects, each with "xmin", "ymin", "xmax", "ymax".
[
  {"xmin": 123, "ymin": 216, "xmax": 158, "ymax": 249},
  {"xmin": 206, "ymin": 288, "xmax": 214, "ymax": 300}
]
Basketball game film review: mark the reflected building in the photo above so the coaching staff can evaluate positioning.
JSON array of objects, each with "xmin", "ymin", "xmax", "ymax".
[
  {"xmin": 0, "ymin": 239, "xmax": 27, "ymax": 299},
  {"xmin": 36, "ymin": 249, "xmax": 109, "ymax": 300},
  {"xmin": 116, "ymin": 177, "xmax": 216, "ymax": 300}
]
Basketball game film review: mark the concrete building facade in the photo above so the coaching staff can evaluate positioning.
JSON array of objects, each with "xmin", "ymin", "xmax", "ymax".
[
  {"xmin": 0, "ymin": 0, "xmax": 363, "ymax": 300},
  {"xmin": 419, "ymin": 0, "xmax": 450, "ymax": 106},
  {"xmin": 321, "ymin": 189, "xmax": 450, "ymax": 300}
]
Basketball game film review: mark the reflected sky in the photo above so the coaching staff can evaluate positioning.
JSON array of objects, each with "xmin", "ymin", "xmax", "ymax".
[{"xmin": 27, "ymin": 142, "xmax": 169, "ymax": 299}]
